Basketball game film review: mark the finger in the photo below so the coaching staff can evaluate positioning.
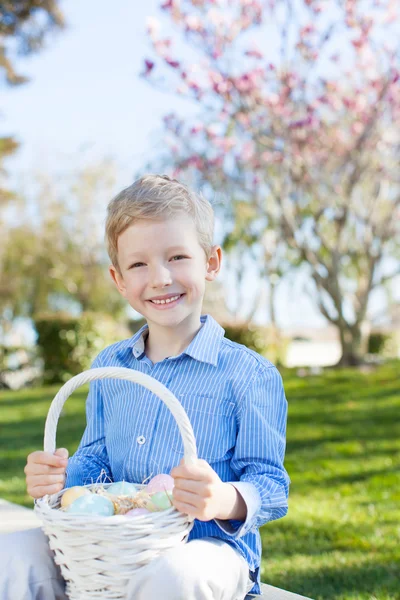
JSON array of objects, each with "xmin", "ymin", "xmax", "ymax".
[
  {"xmin": 54, "ymin": 448, "xmax": 69, "ymax": 460},
  {"xmin": 27, "ymin": 474, "xmax": 66, "ymax": 487},
  {"xmin": 171, "ymin": 497, "xmax": 198, "ymax": 517},
  {"xmin": 172, "ymin": 486, "xmax": 200, "ymax": 504},
  {"xmin": 171, "ymin": 462, "xmax": 207, "ymax": 481},
  {"xmin": 25, "ymin": 463, "xmax": 67, "ymax": 476},
  {"xmin": 28, "ymin": 482, "xmax": 65, "ymax": 499},
  {"xmin": 173, "ymin": 478, "xmax": 203, "ymax": 494},
  {"xmin": 28, "ymin": 451, "xmax": 68, "ymax": 468}
]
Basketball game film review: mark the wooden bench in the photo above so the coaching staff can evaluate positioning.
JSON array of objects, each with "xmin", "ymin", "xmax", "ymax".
[{"xmin": 0, "ymin": 500, "xmax": 313, "ymax": 599}]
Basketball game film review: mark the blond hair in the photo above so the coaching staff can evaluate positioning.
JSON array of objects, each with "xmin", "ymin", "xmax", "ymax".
[{"xmin": 106, "ymin": 174, "xmax": 214, "ymax": 271}]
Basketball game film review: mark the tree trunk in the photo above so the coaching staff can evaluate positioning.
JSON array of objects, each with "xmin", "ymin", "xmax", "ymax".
[{"xmin": 336, "ymin": 321, "xmax": 364, "ymax": 366}]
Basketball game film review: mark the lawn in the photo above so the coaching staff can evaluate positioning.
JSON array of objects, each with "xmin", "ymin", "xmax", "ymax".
[{"xmin": 0, "ymin": 361, "xmax": 399, "ymax": 600}]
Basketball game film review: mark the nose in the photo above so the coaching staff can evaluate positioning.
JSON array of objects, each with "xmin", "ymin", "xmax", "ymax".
[{"xmin": 149, "ymin": 263, "xmax": 172, "ymax": 288}]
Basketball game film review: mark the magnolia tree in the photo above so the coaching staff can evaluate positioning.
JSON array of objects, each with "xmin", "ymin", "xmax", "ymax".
[{"xmin": 142, "ymin": 0, "xmax": 400, "ymax": 365}]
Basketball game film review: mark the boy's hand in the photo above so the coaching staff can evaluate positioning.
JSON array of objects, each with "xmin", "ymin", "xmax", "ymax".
[
  {"xmin": 24, "ymin": 448, "xmax": 69, "ymax": 499},
  {"xmin": 170, "ymin": 458, "xmax": 240, "ymax": 522}
]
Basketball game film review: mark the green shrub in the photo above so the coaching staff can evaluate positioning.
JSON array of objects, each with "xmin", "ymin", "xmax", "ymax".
[
  {"xmin": 221, "ymin": 321, "xmax": 288, "ymax": 366},
  {"xmin": 368, "ymin": 331, "xmax": 398, "ymax": 357},
  {"xmin": 34, "ymin": 312, "xmax": 130, "ymax": 384},
  {"xmin": 368, "ymin": 332, "xmax": 388, "ymax": 354}
]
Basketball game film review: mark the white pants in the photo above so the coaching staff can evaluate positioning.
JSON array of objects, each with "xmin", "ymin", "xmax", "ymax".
[{"xmin": 0, "ymin": 528, "xmax": 254, "ymax": 600}]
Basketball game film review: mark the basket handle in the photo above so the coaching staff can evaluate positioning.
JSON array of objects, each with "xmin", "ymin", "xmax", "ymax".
[{"xmin": 43, "ymin": 366, "xmax": 198, "ymax": 464}]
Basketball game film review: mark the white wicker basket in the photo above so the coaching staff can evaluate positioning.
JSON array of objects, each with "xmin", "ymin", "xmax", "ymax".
[{"xmin": 34, "ymin": 367, "xmax": 198, "ymax": 600}]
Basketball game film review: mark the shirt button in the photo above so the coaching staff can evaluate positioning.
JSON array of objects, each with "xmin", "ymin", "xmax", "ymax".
[{"xmin": 137, "ymin": 435, "xmax": 146, "ymax": 445}]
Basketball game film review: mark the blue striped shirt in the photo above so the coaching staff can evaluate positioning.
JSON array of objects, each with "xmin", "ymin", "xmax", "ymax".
[{"xmin": 66, "ymin": 314, "xmax": 290, "ymax": 594}]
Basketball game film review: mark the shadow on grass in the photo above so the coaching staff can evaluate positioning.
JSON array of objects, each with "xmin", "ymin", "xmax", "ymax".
[{"xmin": 261, "ymin": 518, "xmax": 385, "ymax": 559}]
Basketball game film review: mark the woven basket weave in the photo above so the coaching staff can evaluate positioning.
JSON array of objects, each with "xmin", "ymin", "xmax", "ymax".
[{"xmin": 34, "ymin": 367, "xmax": 198, "ymax": 600}]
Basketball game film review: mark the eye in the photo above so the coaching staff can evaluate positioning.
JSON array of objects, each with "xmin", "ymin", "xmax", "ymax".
[
  {"xmin": 129, "ymin": 262, "xmax": 146, "ymax": 269},
  {"xmin": 171, "ymin": 255, "xmax": 187, "ymax": 261}
]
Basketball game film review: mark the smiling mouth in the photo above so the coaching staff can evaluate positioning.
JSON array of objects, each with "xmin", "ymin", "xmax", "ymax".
[{"xmin": 148, "ymin": 294, "xmax": 184, "ymax": 306}]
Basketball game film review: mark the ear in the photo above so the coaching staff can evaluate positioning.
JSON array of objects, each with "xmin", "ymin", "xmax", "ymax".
[
  {"xmin": 109, "ymin": 265, "xmax": 127, "ymax": 297},
  {"xmin": 205, "ymin": 245, "xmax": 222, "ymax": 282}
]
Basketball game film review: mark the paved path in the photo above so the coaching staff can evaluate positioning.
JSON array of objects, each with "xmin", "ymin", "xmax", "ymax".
[
  {"xmin": 0, "ymin": 498, "xmax": 41, "ymax": 533},
  {"xmin": 0, "ymin": 500, "xmax": 312, "ymax": 599}
]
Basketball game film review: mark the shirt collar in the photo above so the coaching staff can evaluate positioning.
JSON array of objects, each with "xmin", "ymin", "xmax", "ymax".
[{"xmin": 119, "ymin": 314, "xmax": 225, "ymax": 366}]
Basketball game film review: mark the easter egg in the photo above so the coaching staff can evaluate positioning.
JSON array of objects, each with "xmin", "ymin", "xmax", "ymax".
[
  {"xmin": 105, "ymin": 481, "xmax": 138, "ymax": 496},
  {"xmin": 61, "ymin": 486, "xmax": 91, "ymax": 509},
  {"xmin": 146, "ymin": 474, "xmax": 174, "ymax": 495},
  {"xmin": 149, "ymin": 490, "xmax": 173, "ymax": 511},
  {"xmin": 125, "ymin": 508, "xmax": 151, "ymax": 518},
  {"xmin": 67, "ymin": 493, "xmax": 115, "ymax": 516}
]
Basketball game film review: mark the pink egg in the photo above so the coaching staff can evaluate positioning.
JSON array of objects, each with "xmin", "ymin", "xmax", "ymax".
[
  {"xmin": 125, "ymin": 508, "xmax": 150, "ymax": 518},
  {"xmin": 146, "ymin": 474, "xmax": 175, "ymax": 495}
]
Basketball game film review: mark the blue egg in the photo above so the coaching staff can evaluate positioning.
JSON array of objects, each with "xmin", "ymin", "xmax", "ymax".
[
  {"xmin": 106, "ymin": 481, "xmax": 138, "ymax": 496},
  {"xmin": 67, "ymin": 493, "xmax": 114, "ymax": 516}
]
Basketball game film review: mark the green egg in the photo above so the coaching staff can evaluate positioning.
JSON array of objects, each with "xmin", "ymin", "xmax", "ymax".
[{"xmin": 150, "ymin": 490, "xmax": 173, "ymax": 511}]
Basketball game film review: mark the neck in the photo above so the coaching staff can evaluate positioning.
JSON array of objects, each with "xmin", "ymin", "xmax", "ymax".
[{"xmin": 145, "ymin": 315, "xmax": 203, "ymax": 363}]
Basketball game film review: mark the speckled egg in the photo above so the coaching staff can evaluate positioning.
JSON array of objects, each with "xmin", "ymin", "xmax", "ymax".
[
  {"xmin": 60, "ymin": 486, "xmax": 91, "ymax": 509},
  {"xmin": 67, "ymin": 493, "xmax": 115, "ymax": 516},
  {"xmin": 105, "ymin": 481, "xmax": 138, "ymax": 496}
]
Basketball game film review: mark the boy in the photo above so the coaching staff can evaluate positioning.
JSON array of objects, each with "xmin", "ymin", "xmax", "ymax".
[{"xmin": 1, "ymin": 174, "xmax": 290, "ymax": 600}]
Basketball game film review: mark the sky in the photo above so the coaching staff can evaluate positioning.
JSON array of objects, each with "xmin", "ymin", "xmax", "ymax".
[{"xmin": 2, "ymin": 0, "xmax": 390, "ymax": 341}]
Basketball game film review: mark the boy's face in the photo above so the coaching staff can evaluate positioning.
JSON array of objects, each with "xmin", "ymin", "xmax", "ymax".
[{"xmin": 109, "ymin": 214, "xmax": 221, "ymax": 332}]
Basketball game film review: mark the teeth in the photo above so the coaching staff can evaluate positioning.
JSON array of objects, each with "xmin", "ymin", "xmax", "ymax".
[{"xmin": 151, "ymin": 295, "xmax": 180, "ymax": 305}]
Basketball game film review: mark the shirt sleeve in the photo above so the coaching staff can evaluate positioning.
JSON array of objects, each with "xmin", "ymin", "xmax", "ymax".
[
  {"xmin": 215, "ymin": 365, "xmax": 290, "ymax": 539},
  {"xmin": 65, "ymin": 355, "xmax": 112, "ymax": 488}
]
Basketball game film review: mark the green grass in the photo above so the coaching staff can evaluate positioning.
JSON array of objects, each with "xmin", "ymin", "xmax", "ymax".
[{"xmin": 1, "ymin": 361, "xmax": 399, "ymax": 599}]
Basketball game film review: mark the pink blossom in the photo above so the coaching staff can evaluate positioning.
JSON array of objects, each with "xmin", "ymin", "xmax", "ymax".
[
  {"xmin": 351, "ymin": 121, "xmax": 364, "ymax": 135},
  {"xmin": 245, "ymin": 47, "xmax": 263, "ymax": 59},
  {"xmin": 154, "ymin": 39, "xmax": 172, "ymax": 53},
  {"xmin": 161, "ymin": 0, "xmax": 174, "ymax": 9},
  {"xmin": 206, "ymin": 125, "xmax": 219, "ymax": 139},
  {"xmin": 214, "ymin": 137, "xmax": 237, "ymax": 152},
  {"xmin": 211, "ymin": 48, "xmax": 223, "ymax": 60},
  {"xmin": 190, "ymin": 124, "xmax": 203, "ymax": 135},
  {"xmin": 241, "ymin": 141, "xmax": 255, "ymax": 161},
  {"xmin": 208, "ymin": 156, "xmax": 224, "ymax": 168},
  {"xmin": 237, "ymin": 113, "xmax": 251, "ymax": 127},
  {"xmin": 147, "ymin": 16, "xmax": 161, "ymax": 38},
  {"xmin": 352, "ymin": 37, "xmax": 366, "ymax": 50},
  {"xmin": 234, "ymin": 73, "xmax": 255, "ymax": 93},
  {"xmin": 261, "ymin": 151, "xmax": 273, "ymax": 162},
  {"xmin": 185, "ymin": 15, "xmax": 204, "ymax": 32},
  {"xmin": 343, "ymin": 97, "xmax": 356, "ymax": 110},
  {"xmin": 143, "ymin": 60, "xmax": 155, "ymax": 76},
  {"xmin": 186, "ymin": 155, "xmax": 204, "ymax": 169},
  {"xmin": 165, "ymin": 57, "xmax": 180, "ymax": 68},
  {"xmin": 187, "ymin": 79, "xmax": 201, "ymax": 93},
  {"xmin": 212, "ymin": 79, "xmax": 232, "ymax": 94},
  {"xmin": 300, "ymin": 24, "xmax": 315, "ymax": 38}
]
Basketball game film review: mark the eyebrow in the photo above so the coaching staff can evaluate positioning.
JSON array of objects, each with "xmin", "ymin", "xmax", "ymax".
[{"xmin": 126, "ymin": 246, "xmax": 190, "ymax": 259}]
